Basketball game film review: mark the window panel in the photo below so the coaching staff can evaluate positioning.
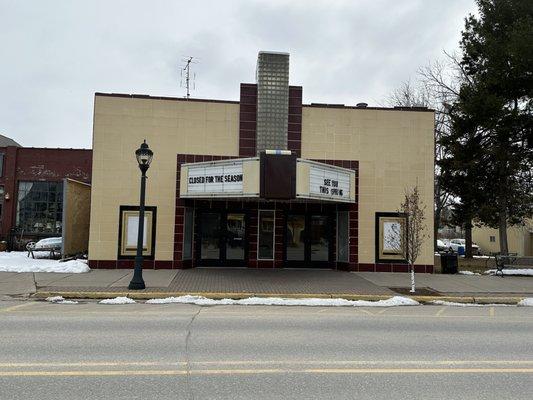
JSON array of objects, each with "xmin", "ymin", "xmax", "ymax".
[
  {"xmin": 16, "ymin": 181, "xmax": 64, "ymax": 234},
  {"xmin": 183, "ymin": 208, "xmax": 194, "ymax": 260},
  {"xmin": 258, "ymin": 210, "xmax": 275, "ymax": 260},
  {"xmin": 337, "ymin": 211, "xmax": 349, "ymax": 262}
]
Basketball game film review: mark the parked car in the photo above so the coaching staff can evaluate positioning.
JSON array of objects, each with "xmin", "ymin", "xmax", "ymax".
[
  {"xmin": 26, "ymin": 237, "xmax": 62, "ymax": 259},
  {"xmin": 33, "ymin": 237, "xmax": 62, "ymax": 251},
  {"xmin": 436, "ymin": 239, "xmax": 448, "ymax": 252},
  {"xmin": 447, "ymin": 238, "xmax": 480, "ymax": 255}
]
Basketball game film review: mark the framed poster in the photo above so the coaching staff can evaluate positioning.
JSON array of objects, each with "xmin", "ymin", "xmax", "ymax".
[
  {"xmin": 375, "ymin": 212, "xmax": 407, "ymax": 263},
  {"xmin": 118, "ymin": 206, "xmax": 157, "ymax": 259}
]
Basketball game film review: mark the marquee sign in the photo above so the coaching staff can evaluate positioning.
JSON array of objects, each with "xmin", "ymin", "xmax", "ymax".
[
  {"xmin": 181, "ymin": 157, "xmax": 354, "ymax": 202},
  {"xmin": 309, "ymin": 165, "xmax": 351, "ymax": 200},
  {"xmin": 187, "ymin": 161, "xmax": 244, "ymax": 194}
]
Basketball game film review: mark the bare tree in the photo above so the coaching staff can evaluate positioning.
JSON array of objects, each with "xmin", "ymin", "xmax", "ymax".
[
  {"xmin": 386, "ymin": 187, "xmax": 428, "ymax": 293},
  {"xmin": 386, "ymin": 72, "xmax": 452, "ymax": 253}
]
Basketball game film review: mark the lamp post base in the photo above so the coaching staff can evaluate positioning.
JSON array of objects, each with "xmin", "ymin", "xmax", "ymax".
[
  {"xmin": 128, "ymin": 256, "xmax": 146, "ymax": 290},
  {"xmin": 128, "ymin": 280, "xmax": 146, "ymax": 290}
]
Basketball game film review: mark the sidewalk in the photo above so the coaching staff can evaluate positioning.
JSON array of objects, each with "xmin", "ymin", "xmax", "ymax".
[{"xmin": 2, "ymin": 267, "xmax": 533, "ymax": 303}]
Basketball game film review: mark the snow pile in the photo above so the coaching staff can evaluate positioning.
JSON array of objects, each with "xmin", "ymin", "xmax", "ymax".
[
  {"xmin": 45, "ymin": 296, "xmax": 78, "ymax": 304},
  {"xmin": 458, "ymin": 271, "xmax": 481, "ymax": 276},
  {"xmin": 431, "ymin": 300, "xmax": 512, "ymax": 307},
  {"xmin": 485, "ymin": 269, "xmax": 533, "ymax": 276},
  {"xmin": 517, "ymin": 298, "xmax": 533, "ymax": 307},
  {"xmin": 146, "ymin": 295, "xmax": 419, "ymax": 307},
  {"xmin": 0, "ymin": 252, "xmax": 89, "ymax": 273},
  {"xmin": 99, "ymin": 296, "xmax": 136, "ymax": 305}
]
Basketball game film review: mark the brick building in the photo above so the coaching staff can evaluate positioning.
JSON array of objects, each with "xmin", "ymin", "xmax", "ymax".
[{"xmin": 0, "ymin": 142, "xmax": 92, "ymax": 245}]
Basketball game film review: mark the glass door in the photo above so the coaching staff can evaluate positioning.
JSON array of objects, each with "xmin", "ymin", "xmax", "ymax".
[
  {"xmin": 310, "ymin": 215, "xmax": 330, "ymax": 262},
  {"xmin": 199, "ymin": 213, "xmax": 221, "ymax": 263},
  {"xmin": 285, "ymin": 213, "xmax": 332, "ymax": 267},
  {"xmin": 197, "ymin": 211, "xmax": 247, "ymax": 266},
  {"xmin": 286, "ymin": 215, "xmax": 306, "ymax": 262}
]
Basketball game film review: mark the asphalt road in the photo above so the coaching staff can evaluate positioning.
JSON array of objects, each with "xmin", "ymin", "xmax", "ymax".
[{"xmin": 1, "ymin": 300, "xmax": 533, "ymax": 400}]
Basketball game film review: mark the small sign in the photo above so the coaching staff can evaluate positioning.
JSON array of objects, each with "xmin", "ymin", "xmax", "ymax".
[{"xmin": 309, "ymin": 165, "xmax": 350, "ymax": 200}]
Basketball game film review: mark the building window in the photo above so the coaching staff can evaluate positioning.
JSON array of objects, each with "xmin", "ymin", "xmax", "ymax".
[
  {"xmin": 16, "ymin": 181, "xmax": 63, "ymax": 234},
  {"xmin": 375, "ymin": 212, "xmax": 407, "ymax": 263},
  {"xmin": 490, "ymin": 235, "xmax": 496, "ymax": 243},
  {"xmin": 0, "ymin": 153, "xmax": 4, "ymax": 177},
  {"xmin": 337, "ymin": 211, "xmax": 349, "ymax": 262},
  {"xmin": 257, "ymin": 210, "xmax": 275, "ymax": 259},
  {"xmin": 118, "ymin": 206, "xmax": 156, "ymax": 259},
  {"xmin": 183, "ymin": 208, "xmax": 194, "ymax": 260}
]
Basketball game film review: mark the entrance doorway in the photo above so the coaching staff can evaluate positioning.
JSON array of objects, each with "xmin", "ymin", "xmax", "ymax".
[
  {"xmin": 285, "ymin": 214, "xmax": 333, "ymax": 267},
  {"xmin": 197, "ymin": 211, "xmax": 247, "ymax": 266}
]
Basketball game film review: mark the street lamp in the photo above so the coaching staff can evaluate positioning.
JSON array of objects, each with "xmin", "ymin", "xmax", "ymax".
[{"xmin": 128, "ymin": 140, "xmax": 154, "ymax": 290}]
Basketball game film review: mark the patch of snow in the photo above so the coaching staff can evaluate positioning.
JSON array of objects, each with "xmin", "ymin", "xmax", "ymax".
[
  {"xmin": 458, "ymin": 271, "xmax": 481, "ymax": 276},
  {"xmin": 146, "ymin": 295, "xmax": 419, "ymax": 307},
  {"xmin": 46, "ymin": 296, "xmax": 65, "ymax": 302},
  {"xmin": 431, "ymin": 300, "xmax": 512, "ymax": 307},
  {"xmin": 485, "ymin": 269, "xmax": 533, "ymax": 276},
  {"xmin": 0, "ymin": 252, "xmax": 89, "ymax": 273},
  {"xmin": 517, "ymin": 298, "xmax": 533, "ymax": 307},
  {"xmin": 45, "ymin": 296, "xmax": 78, "ymax": 304},
  {"xmin": 99, "ymin": 296, "xmax": 136, "ymax": 305},
  {"xmin": 473, "ymin": 255, "xmax": 491, "ymax": 259}
]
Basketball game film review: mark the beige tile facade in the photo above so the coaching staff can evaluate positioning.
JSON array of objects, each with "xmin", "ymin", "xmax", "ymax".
[
  {"xmin": 89, "ymin": 96, "xmax": 239, "ymax": 261},
  {"xmin": 89, "ymin": 95, "xmax": 435, "ymax": 266},
  {"xmin": 301, "ymin": 107, "xmax": 435, "ymax": 265}
]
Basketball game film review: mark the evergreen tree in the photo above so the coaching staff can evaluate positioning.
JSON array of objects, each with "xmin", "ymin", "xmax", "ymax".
[{"xmin": 447, "ymin": 0, "xmax": 533, "ymax": 254}]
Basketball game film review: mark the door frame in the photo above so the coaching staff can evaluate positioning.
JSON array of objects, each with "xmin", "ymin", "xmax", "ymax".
[
  {"xmin": 196, "ymin": 210, "xmax": 248, "ymax": 267},
  {"xmin": 284, "ymin": 212, "xmax": 334, "ymax": 268}
]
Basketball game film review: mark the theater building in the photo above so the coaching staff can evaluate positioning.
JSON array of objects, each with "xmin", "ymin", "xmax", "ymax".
[{"xmin": 88, "ymin": 52, "xmax": 435, "ymax": 272}]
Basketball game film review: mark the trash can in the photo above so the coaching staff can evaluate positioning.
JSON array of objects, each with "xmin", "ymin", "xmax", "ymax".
[
  {"xmin": 440, "ymin": 253, "xmax": 458, "ymax": 274},
  {"xmin": 457, "ymin": 246, "xmax": 465, "ymax": 256}
]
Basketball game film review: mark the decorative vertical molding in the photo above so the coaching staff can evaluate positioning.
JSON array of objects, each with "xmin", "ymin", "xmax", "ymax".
[
  {"xmin": 239, "ymin": 84, "xmax": 257, "ymax": 157},
  {"xmin": 288, "ymin": 86, "xmax": 303, "ymax": 157}
]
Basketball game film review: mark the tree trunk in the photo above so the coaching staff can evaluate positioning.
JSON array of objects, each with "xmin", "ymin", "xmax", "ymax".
[
  {"xmin": 464, "ymin": 221, "xmax": 473, "ymax": 258},
  {"xmin": 499, "ymin": 211, "xmax": 509, "ymax": 255},
  {"xmin": 410, "ymin": 264, "xmax": 416, "ymax": 293}
]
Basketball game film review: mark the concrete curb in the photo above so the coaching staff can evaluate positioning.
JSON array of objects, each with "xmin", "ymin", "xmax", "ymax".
[{"xmin": 33, "ymin": 290, "xmax": 530, "ymax": 305}]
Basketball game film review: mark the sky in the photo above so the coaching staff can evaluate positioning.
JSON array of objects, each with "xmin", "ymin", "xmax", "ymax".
[{"xmin": 0, "ymin": 0, "xmax": 477, "ymax": 149}]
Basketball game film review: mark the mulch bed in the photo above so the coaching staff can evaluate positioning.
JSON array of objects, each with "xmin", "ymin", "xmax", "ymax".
[{"xmin": 390, "ymin": 287, "xmax": 442, "ymax": 296}]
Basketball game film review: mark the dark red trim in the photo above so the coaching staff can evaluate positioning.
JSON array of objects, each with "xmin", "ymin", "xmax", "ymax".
[
  {"xmin": 239, "ymin": 84, "xmax": 257, "ymax": 157},
  {"xmin": 287, "ymin": 86, "xmax": 303, "ymax": 157}
]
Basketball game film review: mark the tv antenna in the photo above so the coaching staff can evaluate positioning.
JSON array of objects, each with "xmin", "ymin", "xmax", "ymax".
[{"xmin": 180, "ymin": 56, "xmax": 198, "ymax": 99}]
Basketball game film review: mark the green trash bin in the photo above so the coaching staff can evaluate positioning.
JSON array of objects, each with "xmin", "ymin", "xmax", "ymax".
[{"xmin": 440, "ymin": 253, "xmax": 458, "ymax": 274}]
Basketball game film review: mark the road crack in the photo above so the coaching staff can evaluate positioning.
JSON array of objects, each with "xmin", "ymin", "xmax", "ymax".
[{"xmin": 184, "ymin": 306, "xmax": 202, "ymax": 400}]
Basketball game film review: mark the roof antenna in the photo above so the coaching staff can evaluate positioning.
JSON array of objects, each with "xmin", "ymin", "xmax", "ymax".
[{"xmin": 180, "ymin": 56, "xmax": 198, "ymax": 99}]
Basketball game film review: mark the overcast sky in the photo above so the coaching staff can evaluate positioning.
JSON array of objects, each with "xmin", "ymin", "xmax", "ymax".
[{"xmin": 0, "ymin": 0, "xmax": 477, "ymax": 149}]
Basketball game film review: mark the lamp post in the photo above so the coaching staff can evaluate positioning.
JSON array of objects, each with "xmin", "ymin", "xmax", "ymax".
[{"xmin": 128, "ymin": 140, "xmax": 154, "ymax": 290}]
